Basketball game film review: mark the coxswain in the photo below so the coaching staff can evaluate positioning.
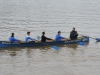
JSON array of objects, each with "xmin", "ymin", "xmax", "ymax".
[{"xmin": 70, "ymin": 27, "xmax": 78, "ymax": 40}]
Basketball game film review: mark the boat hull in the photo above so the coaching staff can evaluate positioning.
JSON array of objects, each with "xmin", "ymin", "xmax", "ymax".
[{"xmin": 0, "ymin": 36, "xmax": 89, "ymax": 48}]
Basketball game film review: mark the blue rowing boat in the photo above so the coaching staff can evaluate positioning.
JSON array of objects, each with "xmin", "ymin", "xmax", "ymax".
[{"xmin": 0, "ymin": 36, "xmax": 89, "ymax": 48}]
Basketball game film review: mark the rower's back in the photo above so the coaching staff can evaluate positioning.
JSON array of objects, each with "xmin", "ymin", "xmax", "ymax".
[{"xmin": 9, "ymin": 33, "xmax": 20, "ymax": 43}]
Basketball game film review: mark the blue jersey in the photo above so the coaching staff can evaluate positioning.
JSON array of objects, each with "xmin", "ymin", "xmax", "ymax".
[
  {"xmin": 9, "ymin": 36, "xmax": 20, "ymax": 43},
  {"xmin": 25, "ymin": 35, "xmax": 35, "ymax": 43},
  {"xmin": 55, "ymin": 34, "xmax": 65, "ymax": 41}
]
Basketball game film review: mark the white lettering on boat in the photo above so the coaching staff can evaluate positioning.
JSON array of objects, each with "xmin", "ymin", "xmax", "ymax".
[
  {"xmin": 2, "ymin": 42, "xmax": 19, "ymax": 44},
  {"xmin": 64, "ymin": 39, "xmax": 86, "ymax": 43}
]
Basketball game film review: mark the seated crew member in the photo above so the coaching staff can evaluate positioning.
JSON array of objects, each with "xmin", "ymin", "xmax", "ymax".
[
  {"xmin": 70, "ymin": 27, "xmax": 78, "ymax": 40},
  {"xmin": 41, "ymin": 32, "xmax": 54, "ymax": 42},
  {"xmin": 9, "ymin": 33, "xmax": 21, "ymax": 43},
  {"xmin": 25, "ymin": 32, "xmax": 36, "ymax": 43},
  {"xmin": 55, "ymin": 31, "xmax": 67, "ymax": 41}
]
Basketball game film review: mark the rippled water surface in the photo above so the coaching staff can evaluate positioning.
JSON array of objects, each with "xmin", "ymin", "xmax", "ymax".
[{"xmin": 0, "ymin": 0, "xmax": 100, "ymax": 75}]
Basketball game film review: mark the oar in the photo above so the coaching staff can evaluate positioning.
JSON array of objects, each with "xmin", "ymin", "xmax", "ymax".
[
  {"xmin": 95, "ymin": 38, "xmax": 100, "ymax": 42},
  {"xmin": 71, "ymin": 34, "xmax": 85, "ymax": 46},
  {"xmin": 78, "ymin": 42, "xmax": 84, "ymax": 46},
  {"xmin": 37, "ymin": 36, "xmax": 59, "ymax": 50},
  {"xmin": 79, "ymin": 34, "xmax": 100, "ymax": 42},
  {"xmin": 89, "ymin": 37, "xmax": 100, "ymax": 42}
]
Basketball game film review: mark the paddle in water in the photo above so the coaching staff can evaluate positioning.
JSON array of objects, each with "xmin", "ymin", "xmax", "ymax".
[
  {"xmin": 80, "ymin": 34, "xmax": 100, "ymax": 42},
  {"xmin": 88, "ymin": 37, "xmax": 100, "ymax": 42},
  {"xmin": 95, "ymin": 38, "xmax": 100, "ymax": 42},
  {"xmin": 78, "ymin": 42, "xmax": 84, "ymax": 46},
  {"xmin": 37, "ymin": 36, "xmax": 59, "ymax": 50}
]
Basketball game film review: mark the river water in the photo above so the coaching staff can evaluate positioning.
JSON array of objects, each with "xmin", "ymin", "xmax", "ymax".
[{"xmin": 0, "ymin": 0, "xmax": 100, "ymax": 75}]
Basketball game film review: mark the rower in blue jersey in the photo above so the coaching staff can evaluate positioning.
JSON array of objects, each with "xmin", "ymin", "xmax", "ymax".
[
  {"xmin": 9, "ymin": 33, "xmax": 21, "ymax": 43},
  {"xmin": 25, "ymin": 32, "xmax": 36, "ymax": 43},
  {"xmin": 55, "ymin": 31, "xmax": 67, "ymax": 41}
]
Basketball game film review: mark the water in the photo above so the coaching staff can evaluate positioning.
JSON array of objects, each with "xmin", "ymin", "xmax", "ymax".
[{"xmin": 0, "ymin": 0, "xmax": 100, "ymax": 75}]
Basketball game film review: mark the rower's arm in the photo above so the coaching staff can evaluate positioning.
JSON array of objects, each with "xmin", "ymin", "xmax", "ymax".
[
  {"xmin": 14, "ymin": 38, "xmax": 20, "ymax": 42},
  {"xmin": 45, "ymin": 36, "xmax": 52, "ymax": 40},
  {"xmin": 28, "ymin": 37, "xmax": 35, "ymax": 41},
  {"xmin": 75, "ymin": 31, "xmax": 78, "ymax": 36},
  {"xmin": 59, "ymin": 35, "xmax": 65, "ymax": 39}
]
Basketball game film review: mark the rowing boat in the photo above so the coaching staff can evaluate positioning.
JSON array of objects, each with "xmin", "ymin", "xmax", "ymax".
[{"xmin": 0, "ymin": 36, "xmax": 89, "ymax": 48}]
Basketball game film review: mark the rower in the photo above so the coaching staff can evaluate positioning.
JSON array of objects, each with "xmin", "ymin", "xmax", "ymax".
[
  {"xmin": 25, "ymin": 32, "xmax": 35, "ymax": 43},
  {"xmin": 55, "ymin": 31, "xmax": 67, "ymax": 41},
  {"xmin": 9, "ymin": 33, "xmax": 21, "ymax": 43},
  {"xmin": 25, "ymin": 32, "xmax": 40, "ymax": 43},
  {"xmin": 70, "ymin": 27, "xmax": 78, "ymax": 40},
  {"xmin": 41, "ymin": 32, "xmax": 54, "ymax": 42}
]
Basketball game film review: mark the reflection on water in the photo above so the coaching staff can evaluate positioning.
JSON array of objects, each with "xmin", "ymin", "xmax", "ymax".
[
  {"xmin": 0, "ymin": 42, "xmax": 89, "ymax": 58},
  {"xmin": 65, "ymin": 44, "xmax": 78, "ymax": 49},
  {"xmin": 0, "ymin": 41, "xmax": 99, "ymax": 75}
]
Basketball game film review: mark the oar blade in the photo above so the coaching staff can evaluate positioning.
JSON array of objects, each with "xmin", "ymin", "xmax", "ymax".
[
  {"xmin": 52, "ymin": 46, "xmax": 59, "ymax": 50},
  {"xmin": 37, "ymin": 36, "xmax": 41, "ymax": 40},
  {"xmin": 95, "ymin": 38, "xmax": 100, "ymax": 42},
  {"xmin": 78, "ymin": 42, "xmax": 84, "ymax": 46}
]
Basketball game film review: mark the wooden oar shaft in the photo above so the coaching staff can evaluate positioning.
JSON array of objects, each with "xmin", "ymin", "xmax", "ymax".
[
  {"xmin": 89, "ymin": 37, "xmax": 95, "ymax": 39},
  {"xmin": 79, "ymin": 34, "xmax": 96, "ymax": 39}
]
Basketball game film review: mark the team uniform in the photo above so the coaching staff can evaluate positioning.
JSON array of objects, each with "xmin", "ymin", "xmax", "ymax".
[
  {"xmin": 25, "ymin": 35, "xmax": 35, "ymax": 43},
  {"xmin": 9, "ymin": 36, "xmax": 20, "ymax": 43},
  {"xmin": 55, "ymin": 34, "xmax": 65, "ymax": 41}
]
